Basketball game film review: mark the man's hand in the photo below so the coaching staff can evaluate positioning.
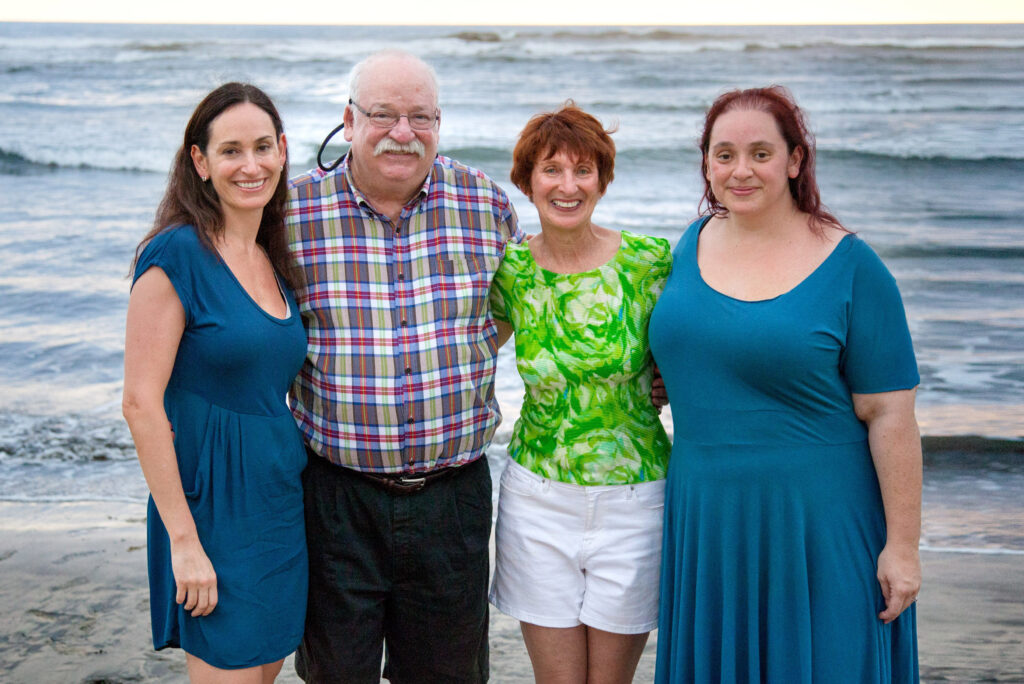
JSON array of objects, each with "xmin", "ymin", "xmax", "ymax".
[{"xmin": 651, "ymin": 364, "xmax": 668, "ymax": 412}]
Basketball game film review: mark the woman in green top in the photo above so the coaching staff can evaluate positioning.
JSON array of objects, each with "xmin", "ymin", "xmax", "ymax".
[{"xmin": 488, "ymin": 103, "xmax": 672, "ymax": 684}]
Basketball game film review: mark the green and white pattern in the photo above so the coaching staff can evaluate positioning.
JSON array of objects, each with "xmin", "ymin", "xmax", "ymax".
[{"xmin": 491, "ymin": 231, "xmax": 673, "ymax": 485}]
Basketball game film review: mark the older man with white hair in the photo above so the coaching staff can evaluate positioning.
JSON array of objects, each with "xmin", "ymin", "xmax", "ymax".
[{"xmin": 286, "ymin": 50, "xmax": 523, "ymax": 683}]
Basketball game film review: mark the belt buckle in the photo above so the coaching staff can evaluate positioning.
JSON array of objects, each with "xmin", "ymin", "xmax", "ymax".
[{"xmin": 395, "ymin": 476, "xmax": 426, "ymax": 492}]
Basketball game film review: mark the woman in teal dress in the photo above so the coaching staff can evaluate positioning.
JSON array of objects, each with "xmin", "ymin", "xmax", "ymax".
[
  {"xmin": 488, "ymin": 102, "xmax": 672, "ymax": 683},
  {"xmin": 123, "ymin": 83, "xmax": 307, "ymax": 683},
  {"xmin": 649, "ymin": 86, "xmax": 922, "ymax": 682}
]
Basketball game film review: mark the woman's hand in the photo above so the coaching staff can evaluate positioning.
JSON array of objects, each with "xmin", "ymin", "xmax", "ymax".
[
  {"xmin": 171, "ymin": 536, "xmax": 218, "ymax": 617},
  {"xmin": 124, "ymin": 267, "xmax": 216, "ymax": 617},
  {"xmin": 852, "ymin": 388, "xmax": 922, "ymax": 625},
  {"xmin": 876, "ymin": 542, "xmax": 921, "ymax": 623}
]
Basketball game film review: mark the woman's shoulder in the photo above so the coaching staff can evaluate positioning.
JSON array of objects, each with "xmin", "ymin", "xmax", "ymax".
[
  {"xmin": 620, "ymin": 230, "xmax": 670, "ymax": 256},
  {"xmin": 499, "ymin": 239, "xmax": 533, "ymax": 268},
  {"xmin": 504, "ymin": 238, "xmax": 531, "ymax": 254},
  {"xmin": 619, "ymin": 230, "xmax": 673, "ymax": 274},
  {"xmin": 142, "ymin": 224, "xmax": 204, "ymax": 259},
  {"xmin": 494, "ymin": 241, "xmax": 534, "ymax": 294},
  {"xmin": 826, "ymin": 231, "xmax": 890, "ymax": 272},
  {"xmin": 134, "ymin": 225, "xmax": 211, "ymax": 284},
  {"xmin": 669, "ymin": 215, "xmax": 711, "ymax": 254},
  {"xmin": 686, "ymin": 215, "xmax": 712, "ymax": 233},
  {"xmin": 621, "ymin": 230, "xmax": 669, "ymax": 250}
]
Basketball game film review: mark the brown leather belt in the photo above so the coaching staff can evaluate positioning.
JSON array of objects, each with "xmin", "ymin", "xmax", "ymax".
[{"xmin": 352, "ymin": 466, "xmax": 459, "ymax": 495}]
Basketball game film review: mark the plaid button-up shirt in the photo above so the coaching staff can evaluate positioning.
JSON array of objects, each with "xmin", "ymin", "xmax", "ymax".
[{"xmin": 286, "ymin": 154, "xmax": 523, "ymax": 473}]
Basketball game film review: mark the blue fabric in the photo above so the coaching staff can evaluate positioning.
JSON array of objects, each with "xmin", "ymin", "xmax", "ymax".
[
  {"xmin": 649, "ymin": 217, "xmax": 919, "ymax": 683},
  {"xmin": 133, "ymin": 225, "xmax": 308, "ymax": 669}
]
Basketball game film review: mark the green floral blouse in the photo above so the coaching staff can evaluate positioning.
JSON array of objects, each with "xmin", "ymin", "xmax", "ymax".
[{"xmin": 491, "ymin": 230, "xmax": 673, "ymax": 485}]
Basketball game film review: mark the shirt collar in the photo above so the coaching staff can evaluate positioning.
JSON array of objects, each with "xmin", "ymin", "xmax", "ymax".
[{"xmin": 339, "ymin": 152, "xmax": 438, "ymax": 213}]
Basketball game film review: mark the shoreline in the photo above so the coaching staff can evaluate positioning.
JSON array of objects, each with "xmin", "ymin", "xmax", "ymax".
[{"xmin": 0, "ymin": 501, "xmax": 1021, "ymax": 682}]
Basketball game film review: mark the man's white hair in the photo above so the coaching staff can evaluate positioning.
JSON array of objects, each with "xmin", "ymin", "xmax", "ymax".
[{"xmin": 348, "ymin": 50, "xmax": 439, "ymax": 108}]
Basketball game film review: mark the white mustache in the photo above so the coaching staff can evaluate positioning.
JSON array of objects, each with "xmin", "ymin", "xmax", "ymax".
[{"xmin": 374, "ymin": 138, "xmax": 426, "ymax": 158}]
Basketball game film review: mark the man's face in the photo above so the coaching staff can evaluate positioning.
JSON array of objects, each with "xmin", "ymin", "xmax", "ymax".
[{"xmin": 344, "ymin": 56, "xmax": 439, "ymax": 195}]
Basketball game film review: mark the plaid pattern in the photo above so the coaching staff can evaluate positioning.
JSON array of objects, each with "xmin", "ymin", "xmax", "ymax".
[{"xmin": 287, "ymin": 154, "xmax": 523, "ymax": 473}]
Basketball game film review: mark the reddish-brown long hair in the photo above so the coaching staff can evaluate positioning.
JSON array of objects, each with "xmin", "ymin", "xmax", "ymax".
[
  {"xmin": 699, "ymin": 85, "xmax": 843, "ymax": 235},
  {"xmin": 131, "ymin": 82, "xmax": 299, "ymax": 288}
]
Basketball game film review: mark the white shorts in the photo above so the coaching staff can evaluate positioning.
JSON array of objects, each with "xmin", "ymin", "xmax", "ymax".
[{"xmin": 488, "ymin": 460, "xmax": 665, "ymax": 634}]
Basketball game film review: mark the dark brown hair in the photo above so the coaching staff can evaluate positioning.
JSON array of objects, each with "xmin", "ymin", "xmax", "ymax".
[
  {"xmin": 511, "ymin": 101, "xmax": 616, "ymax": 197},
  {"xmin": 700, "ymin": 85, "xmax": 843, "ymax": 235},
  {"xmin": 132, "ymin": 82, "xmax": 299, "ymax": 287}
]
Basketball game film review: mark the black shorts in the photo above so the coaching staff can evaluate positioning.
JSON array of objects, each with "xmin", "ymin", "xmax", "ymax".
[{"xmin": 296, "ymin": 453, "xmax": 492, "ymax": 684}]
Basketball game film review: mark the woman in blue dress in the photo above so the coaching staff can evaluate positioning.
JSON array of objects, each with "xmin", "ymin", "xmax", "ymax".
[
  {"xmin": 123, "ymin": 83, "xmax": 308, "ymax": 683},
  {"xmin": 649, "ymin": 86, "xmax": 922, "ymax": 682}
]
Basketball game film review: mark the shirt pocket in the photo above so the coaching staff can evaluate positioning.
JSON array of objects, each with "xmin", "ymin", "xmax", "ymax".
[{"xmin": 429, "ymin": 253, "xmax": 499, "ymax": 321}]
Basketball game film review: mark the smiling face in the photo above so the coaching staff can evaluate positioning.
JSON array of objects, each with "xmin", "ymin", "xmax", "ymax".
[
  {"xmin": 190, "ymin": 102, "xmax": 286, "ymax": 221},
  {"xmin": 705, "ymin": 108, "xmax": 803, "ymax": 218},
  {"xmin": 529, "ymin": 149, "xmax": 603, "ymax": 234},
  {"xmin": 343, "ymin": 54, "xmax": 439, "ymax": 202}
]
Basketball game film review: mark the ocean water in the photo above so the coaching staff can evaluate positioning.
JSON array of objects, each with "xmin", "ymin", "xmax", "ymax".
[{"xmin": 0, "ymin": 22, "xmax": 1022, "ymax": 554}]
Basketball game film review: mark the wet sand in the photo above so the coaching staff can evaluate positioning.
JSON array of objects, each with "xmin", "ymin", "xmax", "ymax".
[{"xmin": 0, "ymin": 500, "xmax": 1020, "ymax": 683}]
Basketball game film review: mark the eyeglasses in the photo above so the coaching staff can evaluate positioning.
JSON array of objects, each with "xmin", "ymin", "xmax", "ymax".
[{"xmin": 349, "ymin": 99, "xmax": 439, "ymax": 131}]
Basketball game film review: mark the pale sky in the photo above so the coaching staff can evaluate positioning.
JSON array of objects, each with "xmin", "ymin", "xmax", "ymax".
[{"xmin": 3, "ymin": 0, "xmax": 1023, "ymax": 25}]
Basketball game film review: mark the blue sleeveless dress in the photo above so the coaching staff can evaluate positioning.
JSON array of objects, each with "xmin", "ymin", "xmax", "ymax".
[
  {"xmin": 649, "ymin": 217, "xmax": 919, "ymax": 683},
  {"xmin": 133, "ymin": 225, "xmax": 308, "ymax": 669}
]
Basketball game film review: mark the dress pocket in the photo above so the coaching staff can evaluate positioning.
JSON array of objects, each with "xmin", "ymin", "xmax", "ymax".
[{"xmin": 176, "ymin": 426, "xmax": 211, "ymax": 501}]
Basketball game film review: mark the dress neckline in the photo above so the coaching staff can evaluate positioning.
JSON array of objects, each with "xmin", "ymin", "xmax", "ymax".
[
  {"xmin": 214, "ymin": 249, "xmax": 294, "ymax": 325},
  {"xmin": 524, "ymin": 230, "xmax": 626, "ymax": 277},
  {"xmin": 693, "ymin": 217, "xmax": 853, "ymax": 304}
]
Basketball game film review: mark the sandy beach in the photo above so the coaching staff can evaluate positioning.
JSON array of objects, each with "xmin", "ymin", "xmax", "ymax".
[{"xmin": 0, "ymin": 500, "xmax": 1021, "ymax": 683}]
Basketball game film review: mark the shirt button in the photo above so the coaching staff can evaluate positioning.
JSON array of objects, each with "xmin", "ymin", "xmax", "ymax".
[
  {"xmin": 405, "ymin": 367, "xmax": 412, "ymax": 375},
  {"xmin": 397, "ymin": 272, "xmax": 405, "ymax": 280},
  {"xmin": 407, "ymin": 418, "xmax": 414, "ymax": 424},
  {"xmin": 401, "ymin": 319, "xmax": 407, "ymax": 326}
]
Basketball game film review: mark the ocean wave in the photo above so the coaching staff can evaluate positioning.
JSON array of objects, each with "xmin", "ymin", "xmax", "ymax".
[
  {"xmin": 0, "ymin": 413, "xmax": 136, "ymax": 464},
  {"xmin": 587, "ymin": 101, "xmax": 707, "ymax": 115},
  {"xmin": 924, "ymin": 435, "xmax": 1024, "ymax": 456},
  {"xmin": 0, "ymin": 147, "xmax": 159, "ymax": 175},
  {"xmin": 513, "ymin": 28, "xmax": 731, "ymax": 43},
  {"xmin": 437, "ymin": 145, "xmax": 512, "ymax": 166},
  {"xmin": 123, "ymin": 40, "xmax": 194, "ymax": 53},
  {"xmin": 7, "ymin": 142, "xmax": 1022, "ymax": 176},
  {"xmin": 0, "ymin": 493, "xmax": 146, "ymax": 504},
  {"xmin": 920, "ymin": 545, "xmax": 1024, "ymax": 556},
  {"xmin": 458, "ymin": 27, "xmax": 1024, "ymax": 54},
  {"xmin": 1, "ymin": 411, "xmax": 1019, "ymax": 466},
  {"xmin": 448, "ymin": 31, "xmax": 503, "ymax": 43},
  {"xmin": 819, "ymin": 149, "xmax": 1024, "ymax": 165},
  {"xmin": 0, "ymin": 148, "xmax": 57, "ymax": 174},
  {"xmin": 877, "ymin": 244, "xmax": 1024, "ymax": 260},
  {"xmin": 895, "ymin": 75, "xmax": 1024, "ymax": 88},
  {"xmin": 741, "ymin": 38, "xmax": 1024, "ymax": 53},
  {"xmin": 445, "ymin": 145, "xmax": 696, "ymax": 166}
]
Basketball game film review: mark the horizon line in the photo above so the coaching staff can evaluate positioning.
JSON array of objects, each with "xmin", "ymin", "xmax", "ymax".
[{"xmin": 3, "ymin": 19, "xmax": 1024, "ymax": 27}]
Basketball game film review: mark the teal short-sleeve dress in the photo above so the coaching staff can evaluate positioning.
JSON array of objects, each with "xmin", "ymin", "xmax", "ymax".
[
  {"xmin": 132, "ymin": 225, "xmax": 308, "ymax": 669},
  {"xmin": 649, "ymin": 217, "xmax": 919, "ymax": 682}
]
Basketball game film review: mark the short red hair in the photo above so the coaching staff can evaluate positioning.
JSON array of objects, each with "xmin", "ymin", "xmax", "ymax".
[{"xmin": 511, "ymin": 101, "xmax": 616, "ymax": 198}]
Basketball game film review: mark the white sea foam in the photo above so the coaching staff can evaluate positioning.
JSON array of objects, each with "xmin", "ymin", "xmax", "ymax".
[{"xmin": 921, "ymin": 545, "xmax": 1024, "ymax": 556}]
